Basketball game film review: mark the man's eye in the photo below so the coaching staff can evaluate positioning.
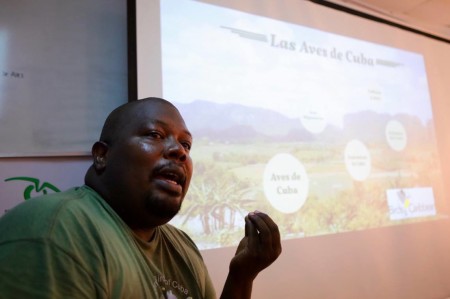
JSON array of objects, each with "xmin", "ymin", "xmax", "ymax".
[
  {"xmin": 181, "ymin": 142, "xmax": 192, "ymax": 151},
  {"xmin": 148, "ymin": 131, "xmax": 163, "ymax": 139}
]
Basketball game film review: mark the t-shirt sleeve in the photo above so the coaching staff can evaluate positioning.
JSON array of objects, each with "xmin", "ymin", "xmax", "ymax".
[{"xmin": 0, "ymin": 239, "xmax": 107, "ymax": 299}]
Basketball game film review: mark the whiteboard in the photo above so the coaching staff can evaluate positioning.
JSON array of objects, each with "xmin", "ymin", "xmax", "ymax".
[{"xmin": 0, "ymin": 0, "xmax": 128, "ymax": 157}]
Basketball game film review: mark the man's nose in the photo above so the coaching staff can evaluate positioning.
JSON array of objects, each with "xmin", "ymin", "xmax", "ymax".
[{"xmin": 164, "ymin": 137, "xmax": 187, "ymax": 162}]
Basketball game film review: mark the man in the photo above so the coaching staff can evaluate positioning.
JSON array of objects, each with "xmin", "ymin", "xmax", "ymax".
[{"xmin": 0, "ymin": 97, "xmax": 281, "ymax": 298}]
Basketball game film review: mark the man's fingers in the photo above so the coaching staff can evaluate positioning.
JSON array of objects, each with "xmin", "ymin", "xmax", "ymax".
[
  {"xmin": 231, "ymin": 212, "xmax": 282, "ymax": 278},
  {"xmin": 248, "ymin": 211, "xmax": 282, "ymax": 253},
  {"xmin": 245, "ymin": 214, "xmax": 260, "ymax": 248},
  {"xmin": 244, "ymin": 216, "xmax": 249, "ymax": 237}
]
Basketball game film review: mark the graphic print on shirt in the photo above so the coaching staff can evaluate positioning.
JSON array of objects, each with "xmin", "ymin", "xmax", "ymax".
[{"xmin": 153, "ymin": 273, "xmax": 193, "ymax": 299}]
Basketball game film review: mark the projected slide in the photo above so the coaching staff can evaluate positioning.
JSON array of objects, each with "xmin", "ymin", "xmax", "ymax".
[{"xmin": 161, "ymin": 0, "xmax": 445, "ymax": 249}]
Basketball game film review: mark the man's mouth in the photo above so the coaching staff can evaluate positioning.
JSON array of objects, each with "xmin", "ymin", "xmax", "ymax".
[
  {"xmin": 160, "ymin": 172, "xmax": 183, "ymax": 185},
  {"xmin": 154, "ymin": 167, "xmax": 186, "ymax": 194}
]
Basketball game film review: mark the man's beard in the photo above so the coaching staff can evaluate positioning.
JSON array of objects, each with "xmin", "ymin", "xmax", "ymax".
[{"xmin": 144, "ymin": 193, "xmax": 183, "ymax": 222}]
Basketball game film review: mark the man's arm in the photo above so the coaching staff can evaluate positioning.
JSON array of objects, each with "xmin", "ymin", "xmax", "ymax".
[{"xmin": 220, "ymin": 211, "xmax": 282, "ymax": 299}]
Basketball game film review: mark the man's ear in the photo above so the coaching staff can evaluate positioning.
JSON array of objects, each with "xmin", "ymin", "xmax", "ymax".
[{"xmin": 92, "ymin": 141, "xmax": 109, "ymax": 171}]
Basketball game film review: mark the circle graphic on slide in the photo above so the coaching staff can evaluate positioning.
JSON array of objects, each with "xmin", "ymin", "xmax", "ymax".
[
  {"xmin": 344, "ymin": 139, "xmax": 371, "ymax": 181},
  {"xmin": 300, "ymin": 102, "xmax": 327, "ymax": 134},
  {"xmin": 263, "ymin": 153, "xmax": 309, "ymax": 214},
  {"xmin": 385, "ymin": 120, "xmax": 407, "ymax": 151}
]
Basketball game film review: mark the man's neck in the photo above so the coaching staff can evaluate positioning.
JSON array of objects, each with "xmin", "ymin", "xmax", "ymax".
[{"xmin": 132, "ymin": 227, "xmax": 157, "ymax": 243}]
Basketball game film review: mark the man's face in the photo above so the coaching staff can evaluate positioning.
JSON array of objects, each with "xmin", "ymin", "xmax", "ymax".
[{"xmin": 101, "ymin": 100, "xmax": 193, "ymax": 228}]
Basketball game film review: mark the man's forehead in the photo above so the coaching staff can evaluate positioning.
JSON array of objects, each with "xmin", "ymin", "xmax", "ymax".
[
  {"xmin": 129, "ymin": 103, "xmax": 192, "ymax": 136},
  {"xmin": 124, "ymin": 100, "xmax": 178, "ymax": 120}
]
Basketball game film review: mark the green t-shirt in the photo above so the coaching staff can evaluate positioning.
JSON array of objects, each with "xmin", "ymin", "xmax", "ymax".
[{"xmin": 0, "ymin": 186, "xmax": 216, "ymax": 299}]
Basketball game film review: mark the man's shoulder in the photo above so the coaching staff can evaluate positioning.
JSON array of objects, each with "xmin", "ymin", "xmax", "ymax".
[
  {"xmin": 159, "ymin": 223, "xmax": 200, "ymax": 253},
  {"xmin": 160, "ymin": 223, "xmax": 191, "ymax": 240},
  {"xmin": 0, "ymin": 186, "xmax": 106, "ymax": 241},
  {"xmin": 2, "ymin": 186, "xmax": 95, "ymax": 218}
]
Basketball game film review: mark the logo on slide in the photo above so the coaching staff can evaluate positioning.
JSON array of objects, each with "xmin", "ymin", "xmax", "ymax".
[
  {"xmin": 396, "ymin": 189, "xmax": 410, "ymax": 208},
  {"xmin": 386, "ymin": 187, "xmax": 436, "ymax": 220}
]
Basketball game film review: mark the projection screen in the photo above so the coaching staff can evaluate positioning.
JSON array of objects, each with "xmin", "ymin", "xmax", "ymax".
[{"xmin": 130, "ymin": 0, "xmax": 450, "ymax": 298}]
